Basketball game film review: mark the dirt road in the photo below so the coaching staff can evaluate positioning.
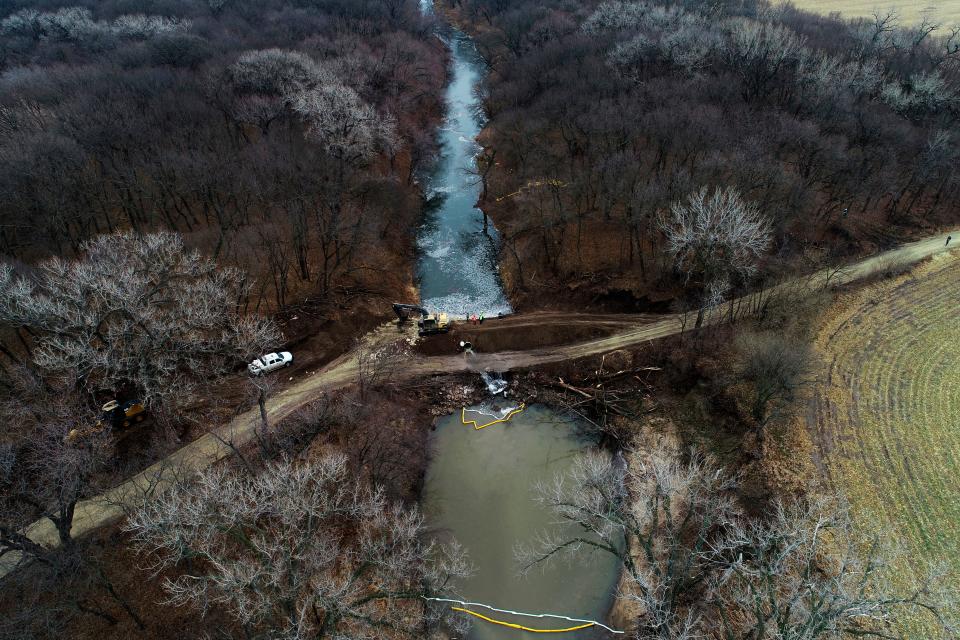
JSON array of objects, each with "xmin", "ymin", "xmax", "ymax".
[{"xmin": 2, "ymin": 230, "xmax": 957, "ymax": 578}]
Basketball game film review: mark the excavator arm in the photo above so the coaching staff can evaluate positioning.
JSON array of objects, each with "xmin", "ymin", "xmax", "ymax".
[{"xmin": 392, "ymin": 303, "xmax": 429, "ymax": 321}]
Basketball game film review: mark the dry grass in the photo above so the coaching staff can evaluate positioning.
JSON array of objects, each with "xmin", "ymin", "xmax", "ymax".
[
  {"xmin": 811, "ymin": 252, "xmax": 960, "ymax": 637},
  {"xmin": 787, "ymin": 0, "xmax": 960, "ymax": 25}
]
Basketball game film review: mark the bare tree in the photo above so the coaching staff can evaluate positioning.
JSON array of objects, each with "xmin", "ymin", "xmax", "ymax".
[
  {"xmin": 602, "ymin": 4, "xmax": 721, "ymax": 77},
  {"xmin": 0, "ymin": 367, "xmax": 146, "ymax": 630},
  {"xmin": 0, "ymin": 231, "xmax": 279, "ymax": 412},
  {"xmin": 850, "ymin": 10, "xmax": 902, "ymax": 67},
  {"xmin": 659, "ymin": 186, "xmax": 772, "ymax": 326},
  {"xmin": 520, "ymin": 445, "xmax": 957, "ymax": 640},
  {"xmin": 881, "ymin": 71, "xmax": 957, "ymax": 119},
  {"xmin": 794, "ymin": 50, "xmax": 883, "ymax": 117},
  {"xmin": 241, "ymin": 375, "xmax": 332, "ymax": 464},
  {"xmin": 0, "ymin": 368, "xmax": 109, "ymax": 558},
  {"xmin": 354, "ymin": 336, "xmax": 409, "ymax": 400},
  {"xmin": 517, "ymin": 445, "xmax": 740, "ymax": 640},
  {"xmin": 724, "ymin": 18, "xmax": 805, "ymax": 101},
  {"xmin": 735, "ymin": 331, "xmax": 815, "ymax": 430},
  {"xmin": 247, "ymin": 372, "xmax": 277, "ymax": 441},
  {"xmin": 709, "ymin": 498, "xmax": 959, "ymax": 639},
  {"xmin": 0, "ymin": 539, "xmax": 145, "ymax": 636},
  {"xmin": 227, "ymin": 48, "xmax": 330, "ymax": 96},
  {"xmin": 0, "ymin": 7, "xmax": 189, "ymax": 44},
  {"xmin": 291, "ymin": 85, "xmax": 397, "ymax": 166},
  {"xmin": 581, "ymin": 1, "xmax": 663, "ymax": 35},
  {"xmin": 223, "ymin": 48, "xmax": 333, "ymax": 133},
  {"xmin": 333, "ymin": 392, "xmax": 427, "ymax": 499},
  {"xmin": 125, "ymin": 454, "xmax": 471, "ymax": 639}
]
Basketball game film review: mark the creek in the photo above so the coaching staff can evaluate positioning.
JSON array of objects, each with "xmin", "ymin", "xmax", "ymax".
[
  {"xmin": 415, "ymin": 9, "xmax": 511, "ymax": 318},
  {"xmin": 416, "ymin": 5, "xmax": 620, "ymax": 638},
  {"xmin": 422, "ymin": 404, "xmax": 622, "ymax": 639}
]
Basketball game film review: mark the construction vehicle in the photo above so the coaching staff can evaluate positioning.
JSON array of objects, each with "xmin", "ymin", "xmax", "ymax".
[
  {"xmin": 66, "ymin": 399, "xmax": 147, "ymax": 443},
  {"xmin": 102, "ymin": 399, "xmax": 147, "ymax": 428},
  {"xmin": 392, "ymin": 303, "xmax": 451, "ymax": 336}
]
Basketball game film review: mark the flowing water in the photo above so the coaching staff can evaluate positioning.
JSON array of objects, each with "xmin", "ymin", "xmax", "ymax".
[
  {"xmin": 422, "ymin": 405, "xmax": 621, "ymax": 639},
  {"xmin": 416, "ymin": 6, "xmax": 511, "ymax": 318},
  {"xmin": 416, "ymin": 5, "xmax": 620, "ymax": 638}
]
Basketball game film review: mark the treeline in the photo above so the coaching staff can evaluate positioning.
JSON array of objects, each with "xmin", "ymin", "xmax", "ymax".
[
  {"xmin": 0, "ymin": 5, "xmax": 450, "ymax": 630},
  {"xmin": 451, "ymin": 0, "xmax": 960, "ymax": 308},
  {"xmin": 0, "ymin": 230, "xmax": 441, "ymax": 638},
  {"xmin": 0, "ymin": 0, "xmax": 447, "ymax": 308}
]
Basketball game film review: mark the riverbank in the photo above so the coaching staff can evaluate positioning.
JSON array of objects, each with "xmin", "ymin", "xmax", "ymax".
[
  {"xmin": 0, "ymin": 302, "xmax": 912, "ymax": 638},
  {"xmin": 432, "ymin": 2, "xmax": 677, "ymax": 314},
  {"xmin": 0, "ymin": 371, "xmax": 488, "ymax": 639},
  {"xmin": 7, "ymin": 230, "xmax": 956, "ymax": 636},
  {"xmin": 9, "ymin": 230, "xmax": 954, "ymax": 581},
  {"xmin": 445, "ymin": 1, "xmax": 960, "ymax": 316},
  {"xmin": 415, "ymin": 5, "xmax": 512, "ymax": 318}
]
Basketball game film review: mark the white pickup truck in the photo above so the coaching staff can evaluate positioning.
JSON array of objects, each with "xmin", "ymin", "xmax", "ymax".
[{"xmin": 248, "ymin": 351, "xmax": 293, "ymax": 376}]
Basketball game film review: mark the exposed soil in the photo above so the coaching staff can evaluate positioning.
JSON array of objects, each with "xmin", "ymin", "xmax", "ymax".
[
  {"xmin": 73, "ymin": 293, "xmax": 408, "ymax": 508},
  {"xmin": 413, "ymin": 311, "xmax": 648, "ymax": 356},
  {"xmin": 0, "ymin": 372, "xmax": 478, "ymax": 640},
  {"xmin": 4, "ymin": 231, "xmax": 957, "ymax": 585},
  {"xmin": 276, "ymin": 294, "xmax": 405, "ymax": 375},
  {"xmin": 446, "ymin": 0, "xmax": 960, "ymax": 316},
  {"xmin": 6, "ymin": 237, "xmax": 958, "ymax": 638}
]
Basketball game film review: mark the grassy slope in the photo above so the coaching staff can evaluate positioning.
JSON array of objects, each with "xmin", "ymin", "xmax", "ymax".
[
  {"xmin": 789, "ymin": 0, "xmax": 960, "ymax": 25},
  {"xmin": 811, "ymin": 253, "xmax": 960, "ymax": 637}
]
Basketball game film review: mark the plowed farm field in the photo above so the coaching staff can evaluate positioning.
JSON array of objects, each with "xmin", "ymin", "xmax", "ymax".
[
  {"xmin": 791, "ymin": 1, "xmax": 960, "ymax": 25},
  {"xmin": 811, "ymin": 253, "xmax": 960, "ymax": 636}
]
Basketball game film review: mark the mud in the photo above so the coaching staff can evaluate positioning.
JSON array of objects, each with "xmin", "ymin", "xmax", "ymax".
[{"xmin": 412, "ymin": 311, "xmax": 646, "ymax": 356}]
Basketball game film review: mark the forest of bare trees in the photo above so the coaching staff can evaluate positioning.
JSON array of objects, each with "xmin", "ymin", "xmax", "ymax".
[
  {"xmin": 125, "ymin": 454, "xmax": 471, "ymax": 639},
  {"xmin": 0, "ymin": 2, "xmax": 453, "ymax": 635},
  {"xmin": 2, "ymin": 0, "xmax": 959, "ymax": 638},
  {"xmin": 0, "ymin": 0, "xmax": 448, "ymax": 552},
  {"xmin": 0, "ymin": 0, "xmax": 447, "ymax": 309},
  {"xmin": 451, "ymin": 0, "xmax": 960, "ymax": 309},
  {"xmin": 520, "ymin": 444, "xmax": 957, "ymax": 640}
]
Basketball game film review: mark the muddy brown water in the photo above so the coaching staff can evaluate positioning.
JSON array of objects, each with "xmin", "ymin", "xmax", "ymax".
[
  {"xmin": 417, "ymin": 2, "xmax": 621, "ymax": 635},
  {"xmin": 422, "ymin": 404, "xmax": 622, "ymax": 639}
]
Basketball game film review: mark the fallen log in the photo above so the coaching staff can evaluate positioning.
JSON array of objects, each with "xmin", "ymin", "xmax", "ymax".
[
  {"xmin": 552, "ymin": 378, "xmax": 638, "ymax": 421},
  {"xmin": 556, "ymin": 378, "xmax": 592, "ymax": 398}
]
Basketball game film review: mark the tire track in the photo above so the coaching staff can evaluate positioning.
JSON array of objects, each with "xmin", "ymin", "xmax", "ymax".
[{"xmin": 3, "ymin": 230, "xmax": 958, "ymax": 579}]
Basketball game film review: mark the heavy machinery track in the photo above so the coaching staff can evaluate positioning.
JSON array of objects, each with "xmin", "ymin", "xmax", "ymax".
[{"xmin": 2, "ymin": 230, "xmax": 957, "ymax": 578}]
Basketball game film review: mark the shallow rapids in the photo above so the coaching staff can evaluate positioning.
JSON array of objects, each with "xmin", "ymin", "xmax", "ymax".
[{"xmin": 415, "ymin": 12, "xmax": 511, "ymax": 318}]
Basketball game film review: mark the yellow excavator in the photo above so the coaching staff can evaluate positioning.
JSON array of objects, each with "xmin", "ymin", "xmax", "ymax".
[
  {"xmin": 66, "ymin": 399, "xmax": 147, "ymax": 443},
  {"xmin": 392, "ymin": 303, "xmax": 450, "ymax": 336}
]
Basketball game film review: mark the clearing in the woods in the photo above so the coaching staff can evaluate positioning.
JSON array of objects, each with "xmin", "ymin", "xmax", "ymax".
[
  {"xmin": 2, "ymin": 230, "xmax": 956, "ymax": 580},
  {"xmin": 811, "ymin": 252, "xmax": 960, "ymax": 637},
  {"xmin": 790, "ymin": 1, "xmax": 960, "ymax": 24}
]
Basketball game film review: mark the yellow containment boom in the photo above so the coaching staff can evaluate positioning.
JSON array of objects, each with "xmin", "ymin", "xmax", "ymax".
[
  {"xmin": 452, "ymin": 607, "xmax": 594, "ymax": 633},
  {"xmin": 461, "ymin": 403, "xmax": 526, "ymax": 430},
  {"xmin": 423, "ymin": 598, "xmax": 625, "ymax": 635}
]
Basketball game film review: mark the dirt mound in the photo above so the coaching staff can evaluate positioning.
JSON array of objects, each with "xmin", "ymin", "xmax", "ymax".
[{"xmin": 414, "ymin": 312, "xmax": 641, "ymax": 356}]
